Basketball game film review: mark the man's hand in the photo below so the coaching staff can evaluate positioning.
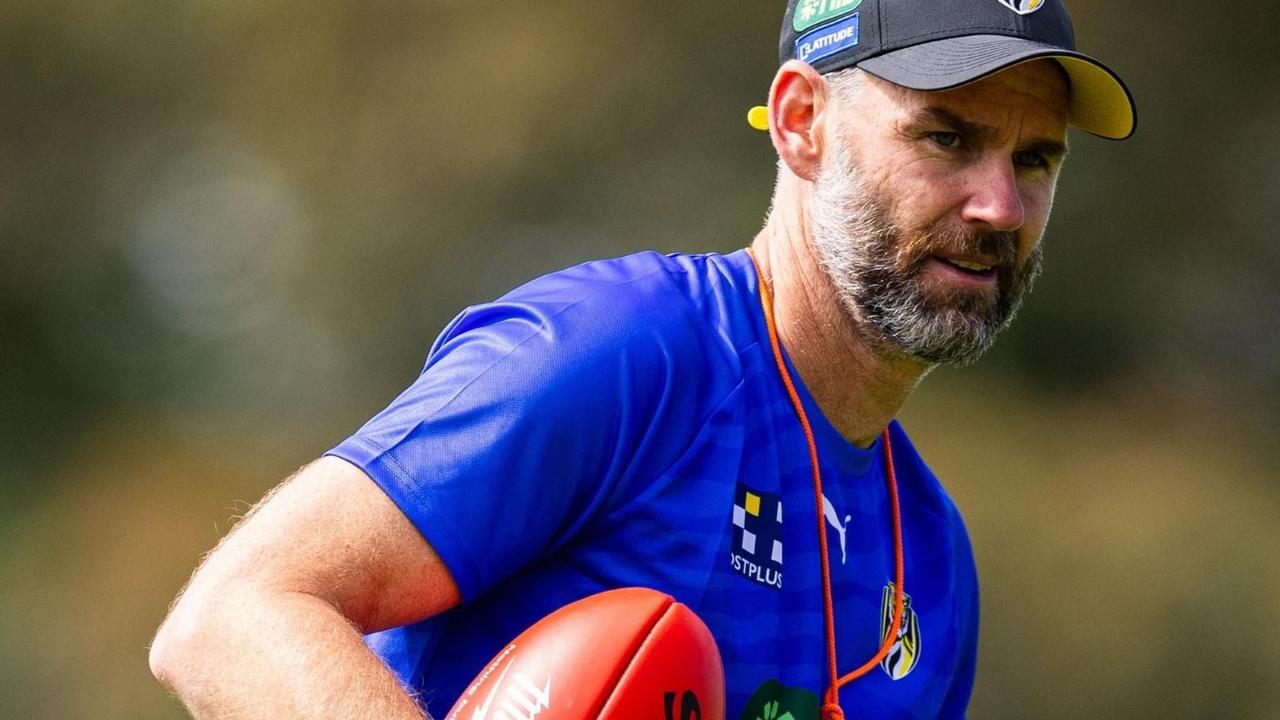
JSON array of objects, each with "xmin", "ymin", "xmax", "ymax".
[{"xmin": 149, "ymin": 456, "xmax": 461, "ymax": 719}]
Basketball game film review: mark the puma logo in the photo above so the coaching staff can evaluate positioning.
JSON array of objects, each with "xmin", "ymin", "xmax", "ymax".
[{"xmin": 822, "ymin": 495, "xmax": 852, "ymax": 564}]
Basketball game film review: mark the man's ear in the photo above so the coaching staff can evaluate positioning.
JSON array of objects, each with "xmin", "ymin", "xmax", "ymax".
[{"xmin": 767, "ymin": 60, "xmax": 829, "ymax": 182}]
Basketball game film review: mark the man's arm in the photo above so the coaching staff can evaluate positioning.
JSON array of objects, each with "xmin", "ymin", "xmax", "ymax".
[{"xmin": 149, "ymin": 456, "xmax": 461, "ymax": 719}]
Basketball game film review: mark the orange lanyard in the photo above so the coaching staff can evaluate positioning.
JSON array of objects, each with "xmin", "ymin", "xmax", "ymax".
[{"xmin": 745, "ymin": 247, "xmax": 906, "ymax": 720}]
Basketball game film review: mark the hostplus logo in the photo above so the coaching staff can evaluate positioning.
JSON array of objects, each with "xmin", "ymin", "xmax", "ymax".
[{"xmin": 730, "ymin": 482, "xmax": 783, "ymax": 589}]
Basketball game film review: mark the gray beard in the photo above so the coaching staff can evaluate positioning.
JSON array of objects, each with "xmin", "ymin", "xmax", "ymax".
[{"xmin": 806, "ymin": 141, "xmax": 1043, "ymax": 367}]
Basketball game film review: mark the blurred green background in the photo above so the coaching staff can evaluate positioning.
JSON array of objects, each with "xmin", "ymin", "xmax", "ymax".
[{"xmin": 2, "ymin": 1, "xmax": 1277, "ymax": 718}]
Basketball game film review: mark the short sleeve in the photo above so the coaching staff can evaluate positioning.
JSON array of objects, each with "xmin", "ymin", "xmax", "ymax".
[{"xmin": 325, "ymin": 254, "xmax": 736, "ymax": 602}]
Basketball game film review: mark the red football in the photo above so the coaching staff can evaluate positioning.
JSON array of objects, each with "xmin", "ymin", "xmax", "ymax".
[{"xmin": 444, "ymin": 587, "xmax": 724, "ymax": 720}]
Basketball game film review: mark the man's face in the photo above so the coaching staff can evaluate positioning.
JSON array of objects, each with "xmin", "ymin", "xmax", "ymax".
[{"xmin": 807, "ymin": 60, "xmax": 1070, "ymax": 365}]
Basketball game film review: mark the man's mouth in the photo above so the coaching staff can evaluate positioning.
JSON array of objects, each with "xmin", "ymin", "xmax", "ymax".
[
  {"xmin": 931, "ymin": 255, "xmax": 997, "ymax": 279},
  {"xmin": 943, "ymin": 258, "xmax": 993, "ymax": 273}
]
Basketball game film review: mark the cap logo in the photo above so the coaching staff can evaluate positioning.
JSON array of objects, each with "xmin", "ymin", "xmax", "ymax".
[
  {"xmin": 994, "ymin": 0, "xmax": 1046, "ymax": 14},
  {"xmin": 793, "ymin": 13, "xmax": 860, "ymax": 65},
  {"xmin": 793, "ymin": 0, "xmax": 863, "ymax": 33}
]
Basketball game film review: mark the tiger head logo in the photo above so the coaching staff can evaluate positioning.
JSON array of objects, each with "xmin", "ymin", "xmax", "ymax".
[
  {"xmin": 995, "ymin": 0, "xmax": 1046, "ymax": 14},
  {"xmin": 879, "ymin": 582, "xmax": 922, "ymax": 680}
]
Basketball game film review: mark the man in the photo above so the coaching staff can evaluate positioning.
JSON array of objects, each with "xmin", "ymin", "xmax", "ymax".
[{"xmin": 150, "ymin": 1, "xmax": 1134, "ymax": 718}]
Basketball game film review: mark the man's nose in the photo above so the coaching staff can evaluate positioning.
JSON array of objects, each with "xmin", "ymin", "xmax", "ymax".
[{"xmin": 959, "ymin": 158, "xmax": 1025, "ymax": 232}]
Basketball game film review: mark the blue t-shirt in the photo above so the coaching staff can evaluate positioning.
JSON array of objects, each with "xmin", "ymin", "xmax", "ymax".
[{"xmin": 327, "ymin": 249, "xmax": 978, "ymax": 720}]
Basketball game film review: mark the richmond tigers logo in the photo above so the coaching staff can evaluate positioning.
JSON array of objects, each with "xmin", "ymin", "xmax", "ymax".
[
  {"xmin": 995, "ymin": 0, "xmax": 1046, "ymax": 14},
  {"xmin": 879, "ymin": 582, "xmax": 922, "ymax": 680}
]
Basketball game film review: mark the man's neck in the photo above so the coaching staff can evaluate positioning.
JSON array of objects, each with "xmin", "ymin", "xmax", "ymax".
[{"xmin": 750, "ymin": 211, "xmax": 931, "ymax": 449}]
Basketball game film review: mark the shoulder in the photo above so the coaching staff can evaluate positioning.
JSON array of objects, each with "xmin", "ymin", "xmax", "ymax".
[
  {"xmin": 887, "ymin": 420, "xmax": 980, "ymax": 614},
  {"xmin": 428, "ymin": 250, "xmax": 758, "ymax": 383},
  {"xmin": 886, "ymin": 421, "xmax": 975, "ymax": 555},
  {"xmin": 505, "ymin": 249, "xmax": 754, "ymax": 300},
  {"xmin": 494, "ymin": 249, "xmax": 757, "ymax": 337}
]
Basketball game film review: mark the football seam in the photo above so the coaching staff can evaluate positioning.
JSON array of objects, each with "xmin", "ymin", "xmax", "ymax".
[{"xmin": 588, "ymin": 596, "xmax": 676, "ymax": 719}]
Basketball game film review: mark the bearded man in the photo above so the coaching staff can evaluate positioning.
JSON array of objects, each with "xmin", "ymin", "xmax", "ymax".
[{"xmin": 150, "ymin": 1, "xmax": 1135, "ymax": 718}]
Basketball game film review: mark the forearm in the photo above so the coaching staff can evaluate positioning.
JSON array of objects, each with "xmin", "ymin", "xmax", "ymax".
[{"xmin": 151, "ymin": 582, "xmax": 428, "ymax": 720}]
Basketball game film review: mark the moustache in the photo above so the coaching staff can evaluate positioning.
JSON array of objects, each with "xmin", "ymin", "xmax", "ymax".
[{"xmin": 898, "ymin": 227, "xmax": 1020, "ymax": 271}]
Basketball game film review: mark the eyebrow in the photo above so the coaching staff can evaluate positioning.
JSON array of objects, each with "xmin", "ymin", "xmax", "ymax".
[{"xmin": 910, "ymin": 106, "xmax": 1069, "ymax": 161}]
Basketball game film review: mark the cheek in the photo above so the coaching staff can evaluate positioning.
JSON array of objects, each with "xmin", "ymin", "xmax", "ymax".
[
  {"xmin": 1016, "ymin": 185, "xmax": 1057, "ymax": 260},
  {"xmin": 852, "ymin": 140, "xmax": 958, "ymax": 225},
  {"xmin": 1035, "ymin": 182, "xmax": 1059, "ymax": 223},
  {"xmin": 1025, "ymin": 178, "xmax": 1057, "ymax": 218},
  {"xmin": 887, "ymin": 169, "xmax": 969, "ymax": 232}
]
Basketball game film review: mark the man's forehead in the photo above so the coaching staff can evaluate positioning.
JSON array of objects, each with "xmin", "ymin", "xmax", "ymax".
[{"xmin": 864, "ymin": 60, "xmax": 1070, "ymax": 134}]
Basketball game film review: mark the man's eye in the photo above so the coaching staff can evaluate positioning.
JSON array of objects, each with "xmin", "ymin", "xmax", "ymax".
[
  {"xmin": 1014, "ymin": 150, "xmax": 1048, "ymax": 169},
  {"xmin": 929, "ymin": 132, "xmax": 961, "ymax": 148}
]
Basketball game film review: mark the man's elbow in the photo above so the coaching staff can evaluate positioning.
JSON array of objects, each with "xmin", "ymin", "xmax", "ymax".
[
  {"xmin": 150, "ymin": 597, "xmax": 203, "ymax": 691},
  {"xmin": 149, "ymin": 581, "xmax": 230, "ymax": 696}
]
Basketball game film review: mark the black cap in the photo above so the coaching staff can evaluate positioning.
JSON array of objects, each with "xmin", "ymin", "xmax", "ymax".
[{"xmin": 755, "ymin": 0, "xmax": 1135, "ymax": 139}]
